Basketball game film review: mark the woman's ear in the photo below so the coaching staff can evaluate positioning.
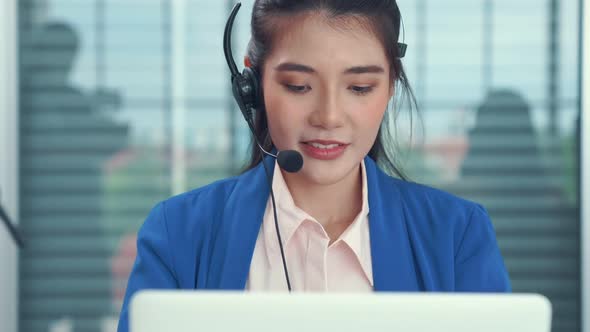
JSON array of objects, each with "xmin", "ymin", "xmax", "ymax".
[{"xmin": 244, "ymin": 56, "xmax": 252, "ymax": 68}]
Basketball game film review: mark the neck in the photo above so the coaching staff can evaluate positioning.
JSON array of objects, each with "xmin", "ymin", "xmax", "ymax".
[{"xmin": 281, "ymin": 163, "xmax": 363, "ymax": 228}]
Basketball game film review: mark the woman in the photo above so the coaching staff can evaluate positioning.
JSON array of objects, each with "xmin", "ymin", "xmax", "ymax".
[{"xmin": 117, "ymin": 0, "xmax": 510, "ymax": 330}]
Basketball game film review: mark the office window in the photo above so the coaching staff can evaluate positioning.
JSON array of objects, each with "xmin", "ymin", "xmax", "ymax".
[
  {"xmin": 18, "ymin": 1, "xmax": 581, "ymax": 331},
  {"xmin": 397, "ymin": 1, "xmax": 581, "ymax": 331}
]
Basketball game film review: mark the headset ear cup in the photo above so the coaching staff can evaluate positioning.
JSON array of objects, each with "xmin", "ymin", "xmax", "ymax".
[
  {"xmin": 244, "ymin": 67, "xmax": 271, "ymax": 150},
  {"xmin": 231, "ymin": 68, "xmax": 258, "ymax": 124},
  {"xmin": 243, "ymin": 67, "xmax": 263, "ymax": 113},
  {"xmin": 254, "ymin": 69, "xmax": 265, "ymax": 113}
]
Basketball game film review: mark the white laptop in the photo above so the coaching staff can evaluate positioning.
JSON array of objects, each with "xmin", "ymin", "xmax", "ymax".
[{"xmin": 130, "ymin": 291, "xmax": 551, "ymax": 332}]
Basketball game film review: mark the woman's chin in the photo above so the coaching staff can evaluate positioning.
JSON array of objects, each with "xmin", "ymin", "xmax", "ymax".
[{"xmin": 296, "ymin": 157, "xmax": 360, "ymax": 186}]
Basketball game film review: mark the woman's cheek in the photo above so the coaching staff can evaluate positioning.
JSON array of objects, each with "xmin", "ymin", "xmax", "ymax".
[
  {"xmin": 277, "ymin": 93, "xmax": 313, "ymax": 124},
  {"xmin": 345, "ymin": 98, "xmax": 382, "ymax": 127},
  {"xmin": 363, "ymin": 91, "xmax": 390, "ymax": 123},
  {"xmin": 264, "ymin": 96, "xmax": 303, "ymax": 148}
]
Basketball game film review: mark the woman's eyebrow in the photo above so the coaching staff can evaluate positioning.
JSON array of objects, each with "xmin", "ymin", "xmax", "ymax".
[
  {"xmin": 274, "ymin": 62, "xmax": 385, "ymax": 75},
  {"xmin": 275, "ymin": 62, "xmax": 315, "ymax": 73},
  {"xmin": 344, "ymin": 65, "xmax": 385, "ymax": 75}
]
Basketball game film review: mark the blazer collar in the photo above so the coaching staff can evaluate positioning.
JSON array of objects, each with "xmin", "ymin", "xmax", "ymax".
[
  {"xmin": 363, "ymin": 156, "xmax": 421, "ymax": 291},
  {"xmin": 214, "ymin": 154, "xmax": 420, "ymax": 291},
  {"xmin": 213, "ymin": 155, "xmax": 275, "ymax": 289}
]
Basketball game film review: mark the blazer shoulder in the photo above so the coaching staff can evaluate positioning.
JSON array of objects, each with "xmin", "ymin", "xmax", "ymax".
[
  {"xmin": 151, "ymin": 174, "xmax": 243, "ymax": 240},
  {"xmin": 372, "ymin": 171, "xmax": 509, "ymax": 291},
  {"xmin": 392, "ymin": 176, "xmax": 479, "ymax": 210},
  {"xmin": 384, "ymin": 176, "xmax": 486, "ymax": 232},
  {"xmin": 165, "ymin": 175, "xmax": 241, "ymax": 211}
]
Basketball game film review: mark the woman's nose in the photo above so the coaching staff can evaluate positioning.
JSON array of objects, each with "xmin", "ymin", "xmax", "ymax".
[{"xmin": 308, "ymin": 91, "xmax": 345, "ymax": 129}]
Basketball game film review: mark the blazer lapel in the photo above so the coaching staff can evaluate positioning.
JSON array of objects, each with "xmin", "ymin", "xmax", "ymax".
[
  {"xmin": 211, "ymin": 156, "xmax": 274, "ymax": 289},
  {"xmin": 364, "ymin": 156, "xmax": 421, "ymax": 291}
]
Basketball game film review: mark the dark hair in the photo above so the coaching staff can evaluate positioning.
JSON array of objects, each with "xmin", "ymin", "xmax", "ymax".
[{"xmin": 242, "ymin": 0, "xmax": 419, "ymax": 180}]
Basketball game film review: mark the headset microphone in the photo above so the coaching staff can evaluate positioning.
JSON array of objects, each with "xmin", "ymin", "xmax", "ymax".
[{"xmin": 276, "ymin": 150, "xmax": 303, "ymax": 173}]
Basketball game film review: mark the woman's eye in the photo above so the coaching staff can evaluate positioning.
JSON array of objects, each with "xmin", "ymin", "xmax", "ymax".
[
  {"xmin": 284, "ymin": 84, "xmax": 310, "ymax": 94},
  {"xmin": 350, "ymin": 86, "xmax": 374, "ymax": 95}
]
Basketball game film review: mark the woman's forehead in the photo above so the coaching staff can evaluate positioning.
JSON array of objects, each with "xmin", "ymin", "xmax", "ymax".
[{"xmin": 265, "ymin": 13, "xmax": 389, "ymax": 71}]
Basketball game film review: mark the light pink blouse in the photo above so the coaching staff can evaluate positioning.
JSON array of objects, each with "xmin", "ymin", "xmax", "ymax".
[{"xmin": 246, "ymin": 160, "xmax": 373, "ymax": 292}]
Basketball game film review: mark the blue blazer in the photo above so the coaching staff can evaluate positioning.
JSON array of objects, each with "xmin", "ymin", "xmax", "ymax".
[{"xmin": 117, "ymin": 155, "xmax": 510, "ymax": 332}]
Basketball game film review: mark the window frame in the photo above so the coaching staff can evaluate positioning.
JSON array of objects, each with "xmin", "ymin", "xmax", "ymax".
[
  {"xmin": 582, "ymin": 0, "xmax": 590, "ymax": 330},
  {"xmin": 0, "ymin": 0, "xmax": 19, "ymax": 332}
]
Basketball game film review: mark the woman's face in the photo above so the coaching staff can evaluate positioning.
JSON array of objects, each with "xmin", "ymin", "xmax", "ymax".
[{"xmin": 261, "ymin": 14, "xmax": 394, "ymax": 186}]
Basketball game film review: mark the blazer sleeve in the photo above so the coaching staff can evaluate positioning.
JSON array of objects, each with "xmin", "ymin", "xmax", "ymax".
[
  {"xmin": 454, "ymin": 204, "xmax": 511, "ymax": 292},
  {"xmin": 117, "ymin": 202, "xmax": 180, "ymax": 332}
]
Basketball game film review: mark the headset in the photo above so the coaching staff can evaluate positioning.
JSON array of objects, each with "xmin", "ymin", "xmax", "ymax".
[
  {"xmin": 224, "ymin": 5, "xmax": 260, "ymax": 127},
  {"xmin": 223, "ymin": 1, "xmax": 407, "ymax": 291}
]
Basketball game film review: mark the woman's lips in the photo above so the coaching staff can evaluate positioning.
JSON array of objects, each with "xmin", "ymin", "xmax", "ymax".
[{"xmin": 300, "ymin": 140, "xmax": 349, "ymax": 160}]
